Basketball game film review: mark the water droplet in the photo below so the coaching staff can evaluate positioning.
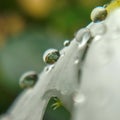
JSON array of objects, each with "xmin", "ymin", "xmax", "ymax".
[
  {"xmin": 60, "ymin": 52, "xmax": 65, "ymax": 57},
  {"xmin": 63, "ymin": 40, "xmax": 70, "ymax": 47},
  {"xmin": 90, "ymin": 6, "xmax": 107, "ymax": 22},
  {"xmin": 90, "ymin": 22, "xmax": 107, "ymax": 36},
  {"xmin": 43, "ymin": 48, "xmax": 60, "ymax": 64},
  {"xmin": 75, "ymin": 28, "xmax": 91, "ymax": 43},
  {"xmin": 73, "ymin": 93, "xmax": 86, "ymax": 104},
  {"xmin": 76, "ymin": 28, "xmax": 92, "ymax": 48},
  {"xmin": 19, "ymin": 71, "xmax": 38, "ymax": 88}
]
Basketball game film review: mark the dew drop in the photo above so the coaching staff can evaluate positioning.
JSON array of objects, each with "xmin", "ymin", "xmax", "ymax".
[
  {"xmin": 43, "ymin": 48, "xmax": 60, "ymax": 64},
  {"xmin": 90, "ymin": 6, "xmax": 107, "ymax": 22},
  {"xmin": 75, "ymin": 28, "xmax": 91, "ymax": 42},
  {"xmin": 19, "ymin": 71, "xmax": 38, "ymax": 88},
  {"xmin": 63, "ymin": 40, "xmax": 70, "ymax": 47},
  {"xmin": 76, "ymin": 29, "xmax": 92, "ymax": 48}
]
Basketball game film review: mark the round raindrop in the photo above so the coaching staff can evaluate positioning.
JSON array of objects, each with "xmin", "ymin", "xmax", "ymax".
[
  {"xmin": 90, "ymin": 6, "xmax": 107, "ymax": 22},
  {"xmin": 43, "ymin": 48, "xmax": 60, "ymax": 64},
  {"xmin": 19, "ymin": 71, "xmax": 38, "ymax": 88},
  {"xmin": 63, "ymin": 40, "xmax": 70, "ymax": 47}
]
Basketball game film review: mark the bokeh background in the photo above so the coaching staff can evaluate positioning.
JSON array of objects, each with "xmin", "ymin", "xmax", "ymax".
[{"xmin": 0, "ymin": 0, "xmax": 109, "ymax": 119}]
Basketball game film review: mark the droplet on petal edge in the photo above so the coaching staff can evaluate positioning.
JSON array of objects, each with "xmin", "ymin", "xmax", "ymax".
[
  {"xmin": 76, "ymin": 29, "xmax": 92, "ymax": 48},
  {"xmin": 90, "ymin": 6, "xmax": 107, "ymax": 22},
  {"xmin": 63, "ymin": 40, "xmax": 70, "ymax": 47},
  {"xmin": 75, "ymin": 28, "xmax": 91, "ymax": 43},
  {"xmin": 43, "ymin": 48, "xmax": 60, "ymax": 64},
  {"xmin": 19, "ymin": 71, "xmax": 38, "ymax": 88},
  {"xmin": 90, "ymin": 22, "xmax": 107, "ymax": 37}
]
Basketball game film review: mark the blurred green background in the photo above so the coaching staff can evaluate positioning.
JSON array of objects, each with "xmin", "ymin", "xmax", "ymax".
[{"xmin": 0, "ymin": 0, "xmax": 109, "ymax": 119}]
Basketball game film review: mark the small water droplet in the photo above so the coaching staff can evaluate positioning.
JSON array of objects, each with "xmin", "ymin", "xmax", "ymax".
[
  {"xmin": 19, "ymin": 71, "xmax": 38, "ymax": 88},
  {"xmin": 75, "ymin": 28, "xmax": 91, "ymax": 43},
  {"xmin": 90, "ymin": 6, "xmax": 107, "ymax": 22},
  {"xmin": 73, "ymin": 93, "xmax": 86, "ymax": 104},
  {"xmin": 63, "ymin": 40, "xmax": 70, "ymax": 47},
  {"xmin": 43, "ymin": 48, "xmax": 60, "ymax": 64},
  {"xmin": 76, "ymin": 29, "xmax": 92, "ymax": 48}
]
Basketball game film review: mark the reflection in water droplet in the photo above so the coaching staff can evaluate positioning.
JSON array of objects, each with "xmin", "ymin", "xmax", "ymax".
[
  {"xmin": 19, "ymin": 71, "xmax": 38, "ymax": 88},
  {"xmin": 63, "ymin": 40, "xmax": 70, "ymax": 47},
  {"xmin": 43, "ymin": 48, "xmax": 60, "ymax": 64},
  {"xmin": 73, "ymin": 93, "xmax": 86, "ymax": 104}
]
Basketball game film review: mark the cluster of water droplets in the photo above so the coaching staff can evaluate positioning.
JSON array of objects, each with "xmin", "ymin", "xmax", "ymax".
[
  {"xmin": 43, "ymin": 40, "xmax": 70, "ymax": 72},
  {"xmin": 19, "ymin": 40, "xmax": 72, "ymax": 88},
  {"xmin": 43, "ymin": 40, "xmax": 71, "ymax": 65},
  {"xmin": 19, "ymin": 18, "xmax": 107, "ymax": 89}
]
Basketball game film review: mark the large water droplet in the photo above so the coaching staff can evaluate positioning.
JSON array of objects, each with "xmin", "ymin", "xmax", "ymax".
[
  {"xmin": 43, "ymin": 48, "xmax": 60, "ymax": 64},
  {"xmin": 63, "ymin": 40, "xmax": 70, "ymax": 47},
  {"xmin": 19, "ymin": 71, "xmax": 38, "ymax": 88},
  {"xmin": 90, "ymin": 6, "xmax": 107, "ymax": 22}
]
